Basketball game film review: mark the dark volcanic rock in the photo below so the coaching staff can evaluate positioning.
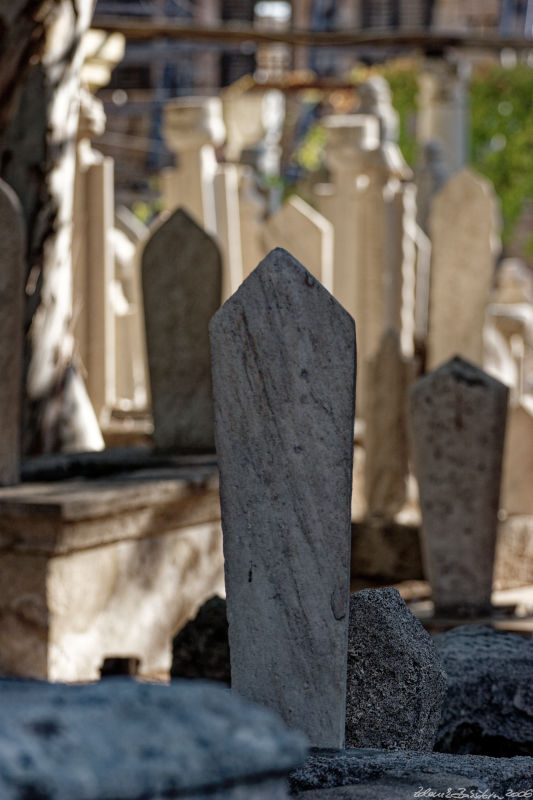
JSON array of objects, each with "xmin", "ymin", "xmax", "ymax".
[
  {"xmin": 291, "ymin": 773, "xmax": 487, "ymax": 799},
  {"xmin": 289, "ymin": 748, "xmax": 533, "ymax": 796},
  {"xmin": 171, "ymin": 595, "xmax": 230, "ymax": 684},
  {"xmin": 0, "ymin": 678, "xmax": 308, "ymax": 800},
  {"xmin": 346, "ymin": 588, "xmax": 446, "ymax": 751},
  {"xmin": 434, "ymin": 625, "xmax": 533, "ymax": 756}
]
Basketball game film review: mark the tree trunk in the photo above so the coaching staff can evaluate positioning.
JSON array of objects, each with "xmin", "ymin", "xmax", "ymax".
[{"xmin": 0, "ymin": 0, "xmax": 104, "ymax": 455}]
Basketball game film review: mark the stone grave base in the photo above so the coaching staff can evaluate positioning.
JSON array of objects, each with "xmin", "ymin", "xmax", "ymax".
[
  {"xmin": 0, "ymin": 455, "xmax": 224, "ymax": 682},
  {"xmin": 408, "ymin": 584, "xmax": 533, "ymax": 636},
  {"xmin": 290, "ymin": 747, "xmax": 533, "ymax": 798},
  {"xmin": 351, "ymin": 513, "xmax": 533, "ymax": 590}
]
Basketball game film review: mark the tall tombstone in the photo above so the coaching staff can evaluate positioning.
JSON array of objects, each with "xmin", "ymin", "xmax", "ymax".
[
  {"xmin": 408, "ymin": 357, "xmax": 508, "ymax": 617},
  {"xmin": 0, "ymin": 180, "xmax": 25, "ymax": 486},
  {"xmin": 263, "ymin": 195, "xmax": 334, "ymax": 293},
  {"xmin": 501, "ymin": 400, "xmax": 533, "ymax": 516},
  {"xmin": 238, "ymin": 166, "xmax": 268, "ymax": 279},
  {"xmin": 213, "ymin": 164, "xmax": 244, "ymax": 302},
  {"xmin": 415, "ymin": 140, "xmax": 449, "ymax": 235},
  {"xmin": 142, "ymin": 209, "xmax": 221, "ymax": 452},
  {"xmin": 427, "ymin": 168, "xmax": 500, "ymax": 370},
  {"xmin": 322, "ymin": 110, "xmax": 415, "ymax": 412},
  {"xmin": 364, "ymin": 330, "xmax": 410, "ymax": 518},
  {"xmin": 210, "ymin": 248, "xmax": 356, "ymax": 748},
  {"xmin": 161, "ymin": 97, "xmax": 225, "ymax": 235}
]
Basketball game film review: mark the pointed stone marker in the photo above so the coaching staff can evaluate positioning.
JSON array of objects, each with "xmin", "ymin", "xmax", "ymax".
[
  {"xmin": 142, "ymin": 208, "xmax": 222, "ymax": 452},
  {"xmin": 427, "ymin": 168, "xmax": 500, "ymax": 370},
  {"xmin": 408, "ymin": 356, "xmax": 508, "ymax": 617},
  {"xmin": 0, "ymin": 180, "xmax": 25, "ymax": 486},
  {"xmin": 210, "ymin": 248, "xmax": 356, "ymax": 748},
  {"xmin": 263, "ymin": 195, "xmax": 334, "ymax": 292}
]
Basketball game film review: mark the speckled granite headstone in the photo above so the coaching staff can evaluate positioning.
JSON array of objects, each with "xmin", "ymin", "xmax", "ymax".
[
  {"xmin": 346, "ymin": 588, "xmax": 446, "ymax": 751},
  {"xmin": 0, "ymin": 180, "xmax": 24, "ymax": 486},
  {"xmin": 142, "ymin": 208, "xmax": 221, "ymax": 452},
  {"xmin": 210, "ymin": 248, "xmax": 356, "ymax": 748},
  {"xmin": 408, "ymin": 356, "xmax": 508, "ymax": 617}
]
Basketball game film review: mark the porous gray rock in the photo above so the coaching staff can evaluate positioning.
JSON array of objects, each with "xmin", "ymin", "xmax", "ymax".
[
  {"xmin": 142, "ymin": 208, "xmax": 222, "ymax": 452},
  {"xmin": 0, "ymin": 678, "xmax": 308, "ymax": 800},
  {"xmin": 289, "ymin": 748, "xmax": 533, "ymax": 796},
  {"xmin": 291, "ymin": 773, "xmax": 487, "ymax": 799},
  {"xmin": 434, "ymin": 625, "xmax": 533, "ymax": 757},
  {"xmin": 171, "ymin": 595, "xmax": 230, "ymax": 685},
  {"xmin": 0, "ymin": 179, "xmax": 25, "ymax": 486},
  {"xmin": 346, "ymin": 588, "xmax": 446, "ymax": 751},
  {"xmin": 210, "ymin": 247, "xmax": 356, "ymax": 749},
  {"xmin": 408, "ymin": 356, "xmax": 508, "ymax": 617}
]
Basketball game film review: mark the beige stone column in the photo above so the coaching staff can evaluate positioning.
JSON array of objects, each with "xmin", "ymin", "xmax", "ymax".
[
  {"xmin": 213, "ymin": 164, "xmax": 244, "ymax": 301},
  {"xmin": 417, "ymin": 58, "xmax": 470, "ymax": 176},
  {"xmin": 323, "ymin": 114, "xmax": 415, "ymax": 410},
  {"xmin": 72, "ymin": 91, "xmax": 117, "ymax": 428},
  {"xmin": 322, "ymin": 115, "xmax": 380, "ymax": 324},
  {"xmin": 162, "ymin": 97, "xmax": 225, "ymax": 235},
  {"xmin": 238, "ymin": 166, "xmax": 268, "ymax": 278}
]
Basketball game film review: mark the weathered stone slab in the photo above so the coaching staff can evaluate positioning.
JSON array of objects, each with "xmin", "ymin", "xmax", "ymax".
[
  {"xmin": 0, "ymin": 678, "xmax": 308, "ymax": 800},
  {"xmin": 142, "ymin": 208, "xmax": 221, "ymax": 452},
  {"xmin": 435, "ymin": 625, "xmax": 533, "ymax": 757},
  {"xmin": 210, "ymin": 247, "xmax": 356, "ymax": 748},
  {"xmin": 427, "ymin": 168, "xmax": 500, "ymax": 369},
  {"xmin": 408, "ymin": 356, "xmax": 508, "ymax": 617},
  {"xmin": 364, "ymin": 329, "xmax": 411, "ymax": 518},
  {"xmin": 263, "ymin": 195, "xmax": 334, "ymax": 292},
  {"xmin": 346, "ymin": 588, "xmax": 446, "ymax": 751},
  {"xmin": 0, "ymin": 179, "xmax": 25, "ymax": 486},
  {"xmin": 289, "ymin": 748, "xmax": 533, "ymax": 797},
  {"xmin": 0, "ymin": 465, "xmax": 223, "ymax": 681}
]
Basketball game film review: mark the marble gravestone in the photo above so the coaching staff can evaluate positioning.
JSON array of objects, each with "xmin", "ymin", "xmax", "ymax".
[
  {"xmin": 408, "ymin": 357, "xmax": 508, "ymax": 617},
  {"xmin": 210, "ymin": 248, "xmax": 356, "ymax": 749},
  {"xmin": 263, "ymin": 195, "xmax": 334, "ymax": 293},
  {"xmin": 0, "ymin": 180, "xmax": 25, "ymax": 486},
  {"xmin": 142, "ymin": 208, "xmax": 222, "ymax": 452},
  {"xmin": 427, "ymin": 168, "xmax": 500, "ymax": 370}
]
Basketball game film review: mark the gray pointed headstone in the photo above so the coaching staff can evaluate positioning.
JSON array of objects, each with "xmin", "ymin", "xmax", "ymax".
[
  {"xmin": 142, "ymin": 208, "xmax": 221, "ymax": 452},
  {"xmin": 408, "ymin": 356, "xmax": 508, "ymax": 617},
  {"xmin": 210, "ymin": 248, "xmax": 356, "ymax": 748},
  {"xmin": 0, "ymin": 179, "xmax": 25, "ymax": 486}
]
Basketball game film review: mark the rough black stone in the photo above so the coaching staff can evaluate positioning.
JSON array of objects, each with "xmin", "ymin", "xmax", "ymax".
[
  {"xmin": 434, "ymin": 625, "xmax": 533, "ymax": 757},
  {"xmin": 171, "ymin": 595, "xmax": 230, "ymax": 685},
  {"xmin": 289, "ymin": 748, "xmax": 533, "ymax": 796},
  {"xmin": 346, "ymin": 588, "xmax": 446, "ymax": 751}
]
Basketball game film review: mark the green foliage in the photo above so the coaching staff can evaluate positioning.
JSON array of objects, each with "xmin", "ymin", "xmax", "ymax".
[
  {"xmin": 470, "ymin": 64, "xmax": 533, "ymax": 247},
  {"xmin": 296, "ymin": 122, "xmax": 327, "ymax": 172},
  {"xmin": 292, "ymin": 60, "xmax": 533, "ymax": 252},
  {"xmin": 378, "ymin": 61, "xmax": 533, "ymax": 249}
]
